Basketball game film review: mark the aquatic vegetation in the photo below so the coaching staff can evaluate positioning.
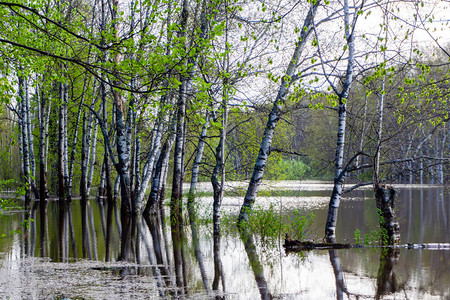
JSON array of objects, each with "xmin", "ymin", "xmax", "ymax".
[
  {"xmin": 354, "ymin": 209, "xmax": 389, "ymax": 246},
  {"xmin": 222, "ymin": 204, "xmax": 314, "ymax": 244},
  {"xmin": 0, "ymin": 179, "xmax": 32, "ymax": 238}
]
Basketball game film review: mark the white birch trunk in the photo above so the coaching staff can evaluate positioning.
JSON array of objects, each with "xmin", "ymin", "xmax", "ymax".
[
  {"xmin": 170, "ymin": 0, "xmax": 190, "ymax": 223},
  {"xmin": 135, "ymin": 109, "xmax": 165, "ymax": 212},
  {"xmin": 374, "ymin": 26, "xmax": 388, "ymax": 185},
  {"xmin": 80, "ymin": 112, "xmax": 88, "ymax": 201},
  {"xmin": 144, "ymin": 108, "xmax": 177, "ymax": 214},
  {"xmin": 37, "ymin": 83, "xmax": 49, "ymax": 201},
  {"xmin": 44, "ymin": 99, "xmax": 51, "ymax": 170},
  {"xmin": 133, "ymin": 125, "xmax": 140, "ymax": 196},
  {"xmin": 68, "ymin": 72, "xmax": 90, "ymax": 199},
  {"xmin": 238, "ymin": 1, "xmax": 320, "ymax": 223},
  {"xmin": 188, "ymin": 0, "xmax": 216, "ymax": 220},
  {"xmin": 324, "ymin": 0, "xmax": 359, "ymax": 242},
  {"xmin": 157, "ymin": 134, "xmax": 176, "ymax": 207},
  {"xmin": 187, "ymin": 111, "xmax": 211, "ymax": 212},
  {"xmin": 356, "ymin": 94, "xmax": 368, "ymax": 170},
  {"xmin": 87, "ymin": 117, "xmax": 98, "ymax": 195},
  {"xmin": 111, "ymin": 0, "xmax": 132, "ymax": 215},
  {"xmin": 58, "ymin": 83, "xmax": 66, "ymax": 199},
  {"xmin": 24, "ymin": 80, "xmax": 37, "ymax": 198},
  {"xmin": 18, "ymin": 104, "xmax": 24, "ymax": 180},
  {"xmin": 97, "ymin": 160, "xmax": 106, "ymax": 200},
  {"xmin": 437, "ymin": 128, "xmax": 445, "ymax": 184},
  {"xmin": 18, "ymin": 75, "xmax": 31, "ymax": 205},
  {"xmin": 63, "ymin": 84, "xmax": 69, "ymax": 196}
]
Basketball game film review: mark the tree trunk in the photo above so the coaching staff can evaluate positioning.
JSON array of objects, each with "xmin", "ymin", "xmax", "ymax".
[
  {"xmin": 144, "ymin": 135, "xmax": 175, "ymax": 214},
  {"xmin": 145, "ymin": 104, "xmax": 177, "ymax": 214},
  {"xmin": 210, "ymin": 109, "xmax": 227, "ymax": 295},
  {"xmin": 24, "ymin": 79, "xmax": 38, "ymax": 199},
  {"xmin": 80, "ymin": 113, "xmax": 89, "ymax": 258},
  {"xmin": 67, "ymin": 72, "xmax": 90, "ymax": 200},
  {"xmin": 238, "ymin": 1, "xmax": 320, "ymax": 223},
  {"xmin": 97, "ymin": 160, "xmax": 106, "ymax": 200},
  {"xmin": 80, "ymin": 112, "xmax": 88, "ymax": 204},
  {"xmin": 110, "ymin": 0, "xmax": 132, "ymax": 216},
  {"xmin": 374, "ymin": 185, "xmax": 400, "ymax": 245},
  {"xmin": 324, "ymin": 102, "xmax": 347, "ymax": 242},
  {"xmin": 324, "ymin": 0, "xmax": 358, "ymax": 242},
  {"xmin": 63, "ymin": 84, "xmax": 69, "ymax": 200},
  {"xmin": 437, "ymin": 126, "xmax": 446, "ymax": 184},
  {"xmin": 18, "ymin": 75, "xmax": 31, "ymax": 206},
  {"xmin": 187, "ymin": 111, "xmax": 210, "ymax": 220},
  {"xmin": 18, "ymin": 103, "xmax": 24, "ymax": 181},
  {"xmin": 58, "ymin": 82, "xmax": 66, "ymax": 200},
  {"xmin": 355, "ymin": 94, "xmax": 368, "ymax": 171},
  {"xmin": 37, "ymin": 83, "xmax": 49, "ymax": 202},
  {"xmin": 170, "ymin": 0, "xmax": 189, "ymax": 224},
  {"xmin": 135, "ymin": 106, "xmax": 165, "ymax": 213},
  {"xmin": 87, "ymin": 116, "xmax": 98, "ymax": 195}
]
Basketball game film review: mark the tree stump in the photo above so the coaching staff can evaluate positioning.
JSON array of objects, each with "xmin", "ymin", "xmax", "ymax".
[{"xmin": 374, "ymin": 185, "xmax": 400, "ymax": 245}]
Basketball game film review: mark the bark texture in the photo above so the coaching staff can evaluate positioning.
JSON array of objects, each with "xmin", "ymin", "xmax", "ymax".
[
  {"xmin": 238, "ymin": 1, "xmax": 320, "ymax": 223},
  {"xmin": 324, "ymin": 0, "xmax": 360, "ymax": 242},
  {"xmin": 374, "ymin": 185, "xmax": 400, "ymax": 245}
]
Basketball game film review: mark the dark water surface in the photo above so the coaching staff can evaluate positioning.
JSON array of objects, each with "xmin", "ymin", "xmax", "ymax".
[{"xmin": 0, "ymin": 182, "xmax": 448, "ymax": 299}]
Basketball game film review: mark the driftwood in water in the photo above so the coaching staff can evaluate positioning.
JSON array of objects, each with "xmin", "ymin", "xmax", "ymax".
[
  {"xmin": 284, "ymin": 238, "xmax": 359, "ymax": 251},
  {"xmin": 283, "ymin": 237, "xmax": 450, "ymax": 252},
  {"xmin": 405, "ymin": 243, "xmax": 450, "ymax": 250}
]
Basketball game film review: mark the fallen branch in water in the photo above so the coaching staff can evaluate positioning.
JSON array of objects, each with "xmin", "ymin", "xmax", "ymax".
[
  {"xmin": 283, "ymin": 237, "xmax": 450, "ymax": 252},
  {"xmin": 283, "ymin": 239, "xmax": 360, "ymax": 251}
]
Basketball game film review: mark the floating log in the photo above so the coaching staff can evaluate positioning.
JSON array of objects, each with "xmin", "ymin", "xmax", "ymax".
[
  {"xmin": 404, "ymin": 243, "xmax": 450, "ymax": 250},
  {"xmin": 283, "ymin": 237, "xmax": 450, "ymax": 252},
  {"xmin": 283, "ymin": 238, "xmax": 361, "ymax": 252}
]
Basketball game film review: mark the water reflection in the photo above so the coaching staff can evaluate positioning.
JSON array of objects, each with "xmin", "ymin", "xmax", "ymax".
[
  {"xmin": 212, "ymin": 217, "xmax": 225, "ymax": 299},
  {"xmin": 145, "ymin": 211, "xmax": 174, "ymax": 296},
  {"xmin": 376, "ymin": 248, "xmax": 400, "ymax": 299},
  {"xmin": 171, "ymin": 208, "xmax": 189, "ymax": 298},
  {"xmin": 0, "ymin": 185, "xmax": 448, "ymax": 299},
  {"xmin": 240, "ymin": 228, "xmax": 272, "ymax": 300},
  {"xmin": 328, "ymin": 249, "xmax": 349, "ymax": 300},
  {"xmin": 137, "ymin": 216, "xmax": 166, "ymax": 297},
  {"xmin": 328, "ymin": 248, "xmax": 401, "ymax": 299},
  {"xmin": 39, "ymin": 200, "xmax": 47, "ymax": 258},
  {"xmin": 189, "ymin": 212, "xmax": 210, "ymax": 295}
]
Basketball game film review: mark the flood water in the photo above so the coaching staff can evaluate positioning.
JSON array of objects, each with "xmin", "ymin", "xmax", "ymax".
[{"xmin": 0, "ymin": 181, "xmax": 449, "ymax": 299}]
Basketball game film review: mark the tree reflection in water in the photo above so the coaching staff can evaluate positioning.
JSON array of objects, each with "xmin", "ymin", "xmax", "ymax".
[
  {"xmin": 376, "ymin": 248, "xmax": 399, "ymax": 299},
  {"xmin": 7, "ymin": 188, "xmax": 448, "ymax": 299},
  {"xmin": 39, "ymin": 199, "xmax": 47, "ymax": 258},
  {"xmin": 137, "ymin": 215, "xmax": 165, "ymax": 297},
  {"xmin": 212, "ymin": 215, "xmax": 225, "ymax": 299},
  {"xmin": 144, "ymin": 210, "xmax": 174, "ymax": 295},
  {"xmin": 328, "ymin": 247, "xmax": 401, "ymax": 299},
  {"xmin": 188, "ymin": 209, "xmax": 211, "ymax": 295},
  {"xmin": 328, "ymin": 249, "xmax": 349, "ymax": 300},
  {"xmin": 240, "ymin": 227, "xmax": 272, "ymax": 300},
  {"xmin": 171, "ymin": 206, "xmax": 188, "ymax": 298},
  {"xmin": 58, "ymin": 201, "xmax": 68, "ymax": 261}
]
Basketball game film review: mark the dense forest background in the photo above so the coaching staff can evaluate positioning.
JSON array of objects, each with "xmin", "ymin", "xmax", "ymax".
[{"xmin": 0, "ymin": 0, "xmax": 449, "ymax": 219}]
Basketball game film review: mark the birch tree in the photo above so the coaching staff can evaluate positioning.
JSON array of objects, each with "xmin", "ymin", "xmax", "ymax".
[
  {"xmin": 322, "ymin": 0, "xmax": 363, "ymax": 242},
  {"xmin": 238, "ymin": 0, "xmax": 321, "ymax": 223}
]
